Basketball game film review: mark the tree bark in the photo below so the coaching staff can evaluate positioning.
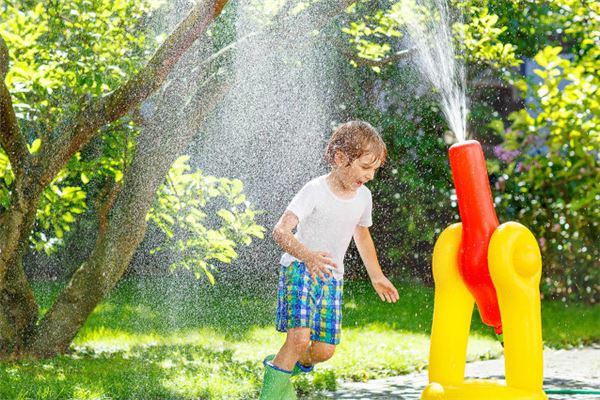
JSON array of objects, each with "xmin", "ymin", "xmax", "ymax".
[{"xmin": 0, "ymin": 35, "xmax": 29, "ymax": 176}]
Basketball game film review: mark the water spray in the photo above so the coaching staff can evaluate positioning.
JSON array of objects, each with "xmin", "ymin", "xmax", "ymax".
[{"xmin": 402, "ymin": 0, "xmax": 548, "ymax": 395}]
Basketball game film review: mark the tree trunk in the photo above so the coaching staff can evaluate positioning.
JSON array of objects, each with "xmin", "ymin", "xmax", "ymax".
[
  {"xmin": 25, "ymin": 77, "xmax": 229, "ymax": 358},
  {"xmin": 0, "ymin": 175, "xmax": 44, "ymax": 356}
]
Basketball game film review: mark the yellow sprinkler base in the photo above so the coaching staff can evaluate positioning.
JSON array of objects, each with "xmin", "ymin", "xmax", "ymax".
[{"xmin": 421, "ymin": 380, "xmax": 548, "ymax": 400}]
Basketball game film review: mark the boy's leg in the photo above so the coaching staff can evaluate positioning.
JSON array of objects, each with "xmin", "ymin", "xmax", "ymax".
[
  {"xmin": 260, "ymin": 262, "xmax": 313, "ymax": 399},
  {"xmin": 305, "ymin": 275, "xmax": 342, "ymax": 364},
  {"xmin": 272, "ymin": 327, "xmax": 311, "ymax": 371},
  {"xmin": 299, "ymin": 341, "xmax": 336, "ymax": 365},
  {"xmin": 261, "ymin": 329, "xmax": 309, "ymax": 400}
]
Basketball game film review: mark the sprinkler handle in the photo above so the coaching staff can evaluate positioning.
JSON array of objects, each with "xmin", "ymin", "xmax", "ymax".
[{"xmin": 449, "ymin": 140, "xmax": 502, "ymax": 333}]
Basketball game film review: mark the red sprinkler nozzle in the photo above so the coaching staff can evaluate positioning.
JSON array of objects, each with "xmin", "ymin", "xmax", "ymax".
[{"xmin": 448, "ymin": 140, "xmax": 502, "ymax": 334}]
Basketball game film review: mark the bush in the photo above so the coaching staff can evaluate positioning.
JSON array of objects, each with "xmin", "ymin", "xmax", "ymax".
[{"xmin": 492, "ymin": 41, "xmax": 599, "ymax": 303}]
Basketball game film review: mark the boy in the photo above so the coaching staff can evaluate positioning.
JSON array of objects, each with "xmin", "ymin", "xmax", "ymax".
[{"xmin": 260, "ymin": 121, "xmax": 399, "ymax": 399}]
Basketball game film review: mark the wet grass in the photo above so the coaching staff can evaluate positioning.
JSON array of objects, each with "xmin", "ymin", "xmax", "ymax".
[{"xmin": 0, "ymin": 277, "xmax": 597, "ymax": 399}]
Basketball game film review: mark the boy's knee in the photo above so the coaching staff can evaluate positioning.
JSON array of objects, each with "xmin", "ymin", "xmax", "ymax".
[
  {"xmin": 311, "ymin": 344, "xmax": 335, "ymax": 363},
  {"xmin": 286, "ymin": 329, "xmax": 311, "ymax": 355}
]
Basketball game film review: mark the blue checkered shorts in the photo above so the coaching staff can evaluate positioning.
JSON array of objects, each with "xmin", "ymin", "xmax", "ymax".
[{"xmin": 276, "ymin": 261, "xmax": 343, "ymax": 345}]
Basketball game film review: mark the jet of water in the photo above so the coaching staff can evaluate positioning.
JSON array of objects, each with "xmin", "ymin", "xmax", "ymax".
[{"xmin": 399, "ymin": 0, "xmax": 468, "ymax": 141}]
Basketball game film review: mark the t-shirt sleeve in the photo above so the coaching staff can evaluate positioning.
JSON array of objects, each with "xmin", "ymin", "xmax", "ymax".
[
  {"xmin": 286, "ymin": 182, "xmax": 316, "ymax": 221},
  {"xmin": 358, "ymin": 191, "xmax": 373, "ymax": 227}
]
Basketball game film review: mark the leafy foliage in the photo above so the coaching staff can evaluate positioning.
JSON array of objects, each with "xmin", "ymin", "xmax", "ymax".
[
  {"xmin": 147, "ymin": 157, "xmax": 265, "ymax": 284},
  {"xmin": 340, "ymin": 1, "xmax": 598, "ymax": 303},
  {"xmin": 491, "ymin": 1, "xmax": 600, "ymax": 302},
  {"xmin": 453, "ymin": 4, "xmax": 521, "ymax": 69},
  {"xmin": 342, "ymin": 2, "xmax": 404, "ymax": 69},
  {"xmin": 1, "ymin": 1, "xmax": 265, "ymax": 284},
  {"xmin": 0, "ymin": 0, "xmax": 156, "ymax": 253},
  {"xmin": 342, "ymin": 0, "xmax": 520, "ymax": 72},
  {"xmin": 1, "ymin": 1, "xmax": 155, "ymax": 125}
]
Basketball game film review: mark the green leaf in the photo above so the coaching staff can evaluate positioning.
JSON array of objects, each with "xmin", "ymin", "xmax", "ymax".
[
  {"xmin": 4, "ymin": 174, "xmax": 14, "ymax": 186},
  {"xmin": 28, "ymin": 138, "xmax": 42, "ymax": 154},
  {"xmin": 62, "ymin": 212, "xmax": 75, "ymax": 223},
  {"xmin": 217, "ymin": 209, "xmax": 236, "ymax": 225}
]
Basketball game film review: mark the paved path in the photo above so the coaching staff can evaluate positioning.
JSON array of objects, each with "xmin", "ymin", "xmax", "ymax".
[{"xmin": 324, "ymin": 347, "xmax": 600, "ymax": 399}]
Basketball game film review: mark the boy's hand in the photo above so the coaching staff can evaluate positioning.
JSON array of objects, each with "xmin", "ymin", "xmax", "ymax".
[
  {"xmin": 305, "ymin": 251, "xmax": 337, "ymax": 283},
  {"xmin": 371, "ymin": 276, "xmax": 399, "ymax": 303}
]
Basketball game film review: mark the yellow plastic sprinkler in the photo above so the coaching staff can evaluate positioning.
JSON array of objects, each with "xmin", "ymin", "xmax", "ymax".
[{"xmin": 421, "ymin": 140, "xmax": 546, "ymax": 400}]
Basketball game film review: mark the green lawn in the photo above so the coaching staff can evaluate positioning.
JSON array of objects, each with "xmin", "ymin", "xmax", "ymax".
[{"xmin": 1, "ymin": 278, "xmax": 598, "ymax": 399}]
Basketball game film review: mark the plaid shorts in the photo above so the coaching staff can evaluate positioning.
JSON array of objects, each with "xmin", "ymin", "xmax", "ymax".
[{"xmin": 276, "ymin": 261, "xmax": 343, "ymax": 345}]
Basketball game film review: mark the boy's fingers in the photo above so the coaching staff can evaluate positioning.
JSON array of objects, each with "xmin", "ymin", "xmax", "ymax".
[
  {"xmin": 318, "ymin": 270, "xmax": 328, "ymax": 282},
  {"xmin": 321, "ymin": 258, "xmax": 337, "ymax": 269},
  {"xmin": 320, "ymin": 265, "xmax": 333, "ymax": 275},
  {"xmin": 378, "ymin": 291, "xmax": 385, "ymax": 302}
]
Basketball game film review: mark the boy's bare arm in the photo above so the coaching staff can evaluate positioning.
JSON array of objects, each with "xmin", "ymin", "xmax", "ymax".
[
  {"xmin": 354, "ymin": 226, "xmax": 399, "ymax": 303},
  {"xmin": 273, "ymin": 210, "xmax": 337, "ymax": 281}
]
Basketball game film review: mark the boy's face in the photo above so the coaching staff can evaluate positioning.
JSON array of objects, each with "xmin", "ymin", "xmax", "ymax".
[{"xmin": 334, "ymin": 151, "xmax": 382, "ymax": 190}]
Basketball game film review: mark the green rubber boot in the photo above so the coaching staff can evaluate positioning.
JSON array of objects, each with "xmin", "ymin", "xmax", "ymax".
[
  {"xmin": 264, "ymin": 354, "xmax": 314, "ymax": 377},
  {"xmin": 259, "ymin": 360, "xmax": 296, "ymax": 400}
]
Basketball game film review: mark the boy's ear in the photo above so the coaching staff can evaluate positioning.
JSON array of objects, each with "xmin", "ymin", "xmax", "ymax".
[{"xmin": 334, "ymin": 150, "xmax": 349, "ymax": 167}]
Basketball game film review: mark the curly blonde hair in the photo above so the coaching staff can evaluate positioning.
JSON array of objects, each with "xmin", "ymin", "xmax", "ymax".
[{"xmin": 324, "ymin": 121, "xmax": 387, "ymax": 166}]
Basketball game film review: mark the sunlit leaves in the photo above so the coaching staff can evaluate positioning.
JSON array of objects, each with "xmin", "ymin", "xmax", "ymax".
[
  {"xmin": 341, "ymin": 1, "xmax": 520, "ymax": 72},
  {"xmin": 27, "ymin": 138, "xmax": 41, "ymax": 154},
  {"xmin": 493, "ymin": 3, "xmax": 600, "ymax": 302},
  {"xmin": 147, "ymin": 156, "xmax": 265, "ymax": 284},
  {"xmin": 342, "ymin": 2, "xmax": 404, "ymax": 69},
  {"xmin": 0, "ymin": 150, "xmax": 13, "ymax": 208},
  {"xmin": 453, "ymin": 5, "xmax": 521, "ymax": 68},
  {"xmin": 33, "ymin": 176, "xmax": 87, "ymax": 255},
  {"xmin": 0, "ymin": 1, "xmax": 158, "ymax": 254},
  {"xmin": 0, "ymin": 1, "xmax": 158, "ymax": 127}
]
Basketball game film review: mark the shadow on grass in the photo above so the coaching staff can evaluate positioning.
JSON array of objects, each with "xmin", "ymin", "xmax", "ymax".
[
  {"xmin": 0, "ymin": 342, "xmax": 263, "ymax": 400},
  {"xmin": 34, "ymin": 277, "xmax": 278, "ymax": 341}
]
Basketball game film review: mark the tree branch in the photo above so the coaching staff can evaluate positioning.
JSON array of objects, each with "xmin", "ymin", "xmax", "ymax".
[
  {"xmin": 0, "ymin": 34, "xmax": 29, "ymax": 176},
  {"xmin": 0, "ymin": 34, "xmax": 7, "ymax": 79},
  {"xmin": 37, "ymin": 0, "xmax": 230, "ymax": 187},
  {"xmin": 213, "ymin": 0, "xmax": 228, "ymax": 18},
  {"xmin": 142, "ymin": 0, "xmax": 356, "ymax": 132}
]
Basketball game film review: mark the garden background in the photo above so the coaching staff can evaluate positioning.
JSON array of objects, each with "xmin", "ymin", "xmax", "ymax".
[{"xmin": 0, "ymin": 0, "xmax": 597, "ymax": 398}]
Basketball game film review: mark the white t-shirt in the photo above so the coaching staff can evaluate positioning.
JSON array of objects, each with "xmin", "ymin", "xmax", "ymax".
[{"xmin": 279, "ymin": 174, "xmax": 373, "ymax": 280}]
